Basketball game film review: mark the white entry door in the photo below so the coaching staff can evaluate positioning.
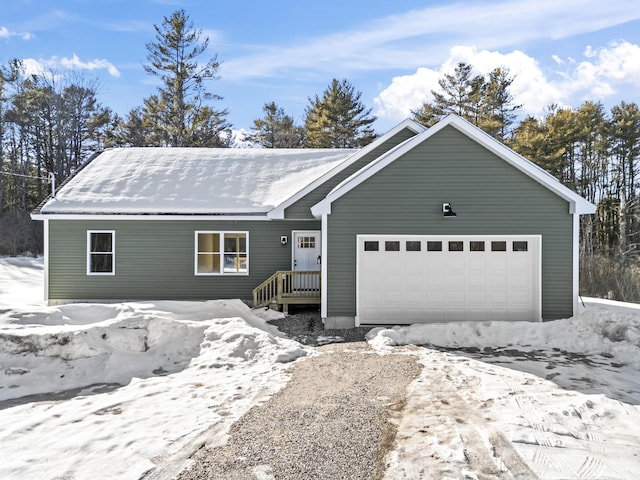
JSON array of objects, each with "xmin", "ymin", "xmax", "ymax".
[
  {"xmin": 292, "ymin": 231, "xmax": 321, "ymax": 291},
  {"xmin": 357, "ymin": 235, "xmax": 541, "ymax": 325},
  {"xmin": 292, "ymin": 231, "xmax": 321, "ymax": 271}
]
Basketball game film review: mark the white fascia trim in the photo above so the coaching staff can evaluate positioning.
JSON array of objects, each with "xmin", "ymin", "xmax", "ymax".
[
  {"xmin": 320, "ymin": 214, "xmax": 328, "ymax": 318},
  {"xmin": 43, "ymin": 219, "xmax": 49, "ymax": 302},
  {"xmin": 268, "ymin": 118, "xmax": 426, "ymax": 219},
  {"xmin": 312, "ymin": 114, "xmax": 597, "ymax": 217},
  {"xmin": 31, "ymin": 214, "xmax": 271, "ymax": 221}
]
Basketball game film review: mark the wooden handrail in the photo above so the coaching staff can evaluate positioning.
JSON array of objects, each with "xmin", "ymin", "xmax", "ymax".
[{"xmin": 253, "ymin": 270, "xmax": 321, "ymax": 308}]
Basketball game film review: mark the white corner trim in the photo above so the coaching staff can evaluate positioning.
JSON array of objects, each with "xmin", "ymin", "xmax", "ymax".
[
  {"xmin": 43, "ymin": 219, "xmax": 49, "ymax": 302},
  {"xmin": 573, "ymin": 213, "xmax": 580, "ymax": 316},
  {"xmin": 320, "ymin": 214, "xmax": 328, "ymax": 318}
]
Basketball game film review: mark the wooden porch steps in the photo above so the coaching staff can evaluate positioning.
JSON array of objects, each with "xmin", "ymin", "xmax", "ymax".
[{"xmin": 253, "ymin": 270, "xmax": 320, "ymax": 314}]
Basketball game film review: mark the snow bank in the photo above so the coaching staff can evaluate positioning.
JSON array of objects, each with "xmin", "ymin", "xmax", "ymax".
[
  {"xmin": 0, "ymin": 300, "xmax": 305, "ymax": 402},
  {"xmin": 367, "ymin": 298, "xmax": 640, "ymax": 370},
  {"xmin": 0, "ymin": 294, "xmax": 310, "ymax": 479}
]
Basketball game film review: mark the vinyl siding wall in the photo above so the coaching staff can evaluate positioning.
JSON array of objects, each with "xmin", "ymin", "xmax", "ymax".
[
  {"xmin": 284, "ymin": 128, "xmax": 418, "ymax": 219},
  {"xmin": 48, "ymin": 219, "xmax": 318, "ymax": 301},
  {"xmin": 326, "ymin": 126, "xmax": 574, "ymax": 321}
]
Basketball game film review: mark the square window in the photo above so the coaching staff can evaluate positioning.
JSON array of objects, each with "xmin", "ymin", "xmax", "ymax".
[
  {"xmin": 491, "ymin": 241, "xmax": 507, "ymax": 252},
  {"xmin": 427, "ymin": 241, "xmax": 442, "ymax": 252},
  {"xmin": 406, "ymin": 241, "xmax": 421, "ymax": 252},
  {"xmin": 87, "ymin": 231, "xmax": 115, "ymax": 275},
  {"xmin": 196, "ymin": 232, "xmax": 248, "ymax": 275},
  {"xmin": 470, "ymin": 241, "xmax": 485, "ymax": 251},
  {"xmin": 298, "ymin": 236, "xmax": 316, "ymax": 249},
  {"xmin": 364, "ymin": 241, "xmax": 379, "ymax": 251},
  {"xmin": 513, "ymin": 241, "xmax": 528, "ymax": 252},
  {"xmin": 448, "ymin": 241, "xmax": 463, "ymax": 252},
  {"xmin": 385, "ymin": 241, "xmax": 400, "ymax": 252}
]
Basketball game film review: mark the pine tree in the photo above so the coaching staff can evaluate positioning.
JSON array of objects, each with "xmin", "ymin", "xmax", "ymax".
[
  {"xmin": 481, "ymin": 67, "xmax": 522, "ymax": 141},
  {"xmin": 413, "ymin": 63, "xmax": 521, "ymax": 140},
  {"xmin": 140, "ymin": 9, "xmax": 230, "ymax": 146},
  {"xmin": 414, "ymin": 63, "xmax": 484, "ymax": 126},
  {"xmin": 304, "ymin": 79, "xmax": 376, "ymax": 148},
  {"xmin": 245, "ymin": 102, "xmax": 304, "ymax": 148}
]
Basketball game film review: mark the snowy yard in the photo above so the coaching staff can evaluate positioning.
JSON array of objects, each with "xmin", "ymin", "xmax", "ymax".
[{"xmin": 1, "ymin": 257, "xmax": 640, "ymax": 479}]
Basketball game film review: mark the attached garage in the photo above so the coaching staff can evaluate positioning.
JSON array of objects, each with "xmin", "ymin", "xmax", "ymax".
[
  {"xmin": 356, "ymin": 235, "xmax": 541, "ymax": 325},
  {"xmin": 311, "ymin": 115, "xmax": 596, "ymax": 329}
]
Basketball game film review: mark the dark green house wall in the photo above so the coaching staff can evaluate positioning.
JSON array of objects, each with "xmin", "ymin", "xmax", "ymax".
[
  {"xmin": 325, "ymin": 126, "xmax": 574, "ymax": 321},
  {"xmin": 48, "ymin": 219, "xmax": 319, "ymax": 301},
  {"xmin": 284, "ymin": 127, "xmax": 418, "ymax": 219}
]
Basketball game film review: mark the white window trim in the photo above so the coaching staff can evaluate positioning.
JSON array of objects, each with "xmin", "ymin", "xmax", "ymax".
[
  {"xmin": 194, "ymin": 231, "xmax": 249, "ymax": 276},
  {"xmin": 87, "ymin": 230, "xmax": 115, "ymax": 276}
]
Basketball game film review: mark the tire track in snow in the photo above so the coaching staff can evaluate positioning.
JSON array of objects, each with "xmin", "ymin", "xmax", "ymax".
[
  {"xmin": 489, "ymin": 432, "xmax": 539, "ymax": 479},
  {"xmin": 576, "ymin": 455, "xmax": 605, "ymax": 479},
  {"xmin": 532, "ymin": 450, "xmax": 578, "ymax": 479}
]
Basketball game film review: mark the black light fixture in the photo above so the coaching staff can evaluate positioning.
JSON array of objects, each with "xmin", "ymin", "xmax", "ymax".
[{"xmin": 442, "ymin": 203, "xmax": 457, "ymax": 217}]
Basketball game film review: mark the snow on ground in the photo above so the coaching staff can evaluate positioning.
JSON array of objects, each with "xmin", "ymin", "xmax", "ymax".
[
  {"xmin": 0, "ymin": 257, "xmax": 309, "ymax": 479},
  {"xmin": 1, "ymin": 257, "xmax": 640, "ymax": 479},
  {"xmin": 370, "ymin": 301, "xmax": 640, "ymax": 479}
]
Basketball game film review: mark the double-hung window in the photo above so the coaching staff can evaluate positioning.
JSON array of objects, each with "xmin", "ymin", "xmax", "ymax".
[
  {"xmin": 87, "ymin": 230, "xmax": 115, "ymax": 275},
  {"xmin": 195, "ymin": 231, "xmax": 248, "ymax": 275}
]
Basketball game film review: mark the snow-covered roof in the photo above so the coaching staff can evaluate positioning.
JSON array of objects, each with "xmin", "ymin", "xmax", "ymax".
[{"xmin": 38, "ymin": 147, "xmax": 357, "ymax": 215}]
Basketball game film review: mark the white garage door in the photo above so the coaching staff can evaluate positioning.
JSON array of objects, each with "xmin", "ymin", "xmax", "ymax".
[{"xmin": 356, "ymin": 235, "xmax": 541, "ymax": 325}]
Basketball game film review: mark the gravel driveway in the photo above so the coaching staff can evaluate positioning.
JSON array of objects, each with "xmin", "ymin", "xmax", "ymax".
[{"xmin": 177, "ymin": 339, "xmax": 422, "ymax": 480}]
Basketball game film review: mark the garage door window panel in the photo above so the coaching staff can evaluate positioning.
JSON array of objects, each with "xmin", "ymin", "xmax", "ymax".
[
  {"xmin": 427, "ymin": 241, "xmax": 442, "ymax": 252},
  {"xmin": 406, "ymin": 241, "xmax": 421, "ymax": 252},
  {"xmin": 364, "ymin": 241, "xmax": 379, "ymax": 252},
  {"xmin": 513, "ymin": 241, "xmax": 528, "ymax": 252},
  {"xmin": 448, "ymin": 241, "xmax": 464, "ymax": 251},
  {"xmin": 491, "ymin": 241, "xmax": 507, "ymax": 252},
  {"xmin": 385, "ymin": 241, "xmax": 400, "ymax": 252},
  {"xmin": 470, "ymin": 241, "xmax": 485, "ymax": 251}
]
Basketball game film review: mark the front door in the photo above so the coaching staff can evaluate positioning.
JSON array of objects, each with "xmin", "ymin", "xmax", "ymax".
[{"xmin": 292, "ymin": 231, "xmax": 321, "ymax": 271}]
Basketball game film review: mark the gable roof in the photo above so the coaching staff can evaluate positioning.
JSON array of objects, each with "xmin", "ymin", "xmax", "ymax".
[
  {"xmin": 36, "ymin": 147, "xmax": 356, "ymax": 216},
  {"xmin": 267, "ymin": 119, "xmax": 426, "ymax": 219},
  {"xmin": 311, "ymin": 114, "xmax": 597, "ymax": 217}
]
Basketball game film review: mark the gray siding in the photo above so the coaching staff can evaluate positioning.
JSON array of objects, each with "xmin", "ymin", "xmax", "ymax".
[
  {"xmin": 326, "ymin": 126, "xmax": 574, "ymax": 320},
  {"xmin": 284, "ymin": 128, "xmax": 418, "ymax": 219},
  {"xmin": 48, "ymin": 219, "xmax": 318, "ymax": 301}
]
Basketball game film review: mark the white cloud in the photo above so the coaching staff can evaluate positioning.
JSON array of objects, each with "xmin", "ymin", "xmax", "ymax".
[
  {"xmin": 20, "ymin": 54, "xmax": 120, "ymax": 78},
  {"xmin": 222, "ymin": 0, "xmax": 640, "ymax": 81},
  {"xmin": 0, "ymin": 26, "xmax": 32, "ymax": 40},
  {"xmin": 374, "ymin": 41, "xmax": 640, "ymax": 122},
  {"xmin": 375, "ymin": 46, "xmax": 563, "ymax": 120},
  {"xmin": 59, "ymin": 53, "xmax": 120, "ymax": 77}
]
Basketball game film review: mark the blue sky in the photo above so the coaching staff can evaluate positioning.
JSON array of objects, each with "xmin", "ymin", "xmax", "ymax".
[{"xmin": 1, "ymin": 0, "xmax": 639, "ymax": 136}]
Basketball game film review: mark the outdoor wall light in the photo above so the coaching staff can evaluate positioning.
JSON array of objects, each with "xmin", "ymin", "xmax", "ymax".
[
  {"xmin": 280, "ymin": 235, "xmax": 288, "ymax": 245},
  {"xmin": 442, "ymin": 203, "xmax": 457, "ymax": 217}
]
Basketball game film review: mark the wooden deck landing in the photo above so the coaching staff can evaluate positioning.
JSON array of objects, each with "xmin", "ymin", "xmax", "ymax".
[{"xmin": 253, "ymin": 271, "xmax": 320, "ymax": 314}]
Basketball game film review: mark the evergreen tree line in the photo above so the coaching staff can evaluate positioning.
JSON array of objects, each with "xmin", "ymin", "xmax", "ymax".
[{"xmin": 0, "ymin": 9, "xmax": 638, "ymax": 302}]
